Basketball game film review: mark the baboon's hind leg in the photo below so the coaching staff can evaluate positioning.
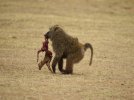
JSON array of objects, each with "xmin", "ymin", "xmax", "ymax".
[{"xmin": 62, "ymin": 58, "xmax": 73, "ymax": 74}]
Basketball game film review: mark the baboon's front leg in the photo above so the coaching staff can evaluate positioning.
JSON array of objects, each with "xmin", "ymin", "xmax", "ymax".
[
  {"xmin": 58, "ymin": 57, "xmax": 64, "ymax": 72},
  {"xmin": 52, "ymin": 55, "xmax": 62, "ymax": 73}
]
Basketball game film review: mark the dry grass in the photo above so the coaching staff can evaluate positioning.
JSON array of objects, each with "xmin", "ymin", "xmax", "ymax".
[{"xmin": 0, "ymin": 0, "xmax": 134, "ymax": 100}]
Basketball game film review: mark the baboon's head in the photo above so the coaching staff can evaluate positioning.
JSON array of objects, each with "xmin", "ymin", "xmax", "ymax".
[{"xmin": 45, "ymin": 25, "xmax": 61, "ymax": 40}]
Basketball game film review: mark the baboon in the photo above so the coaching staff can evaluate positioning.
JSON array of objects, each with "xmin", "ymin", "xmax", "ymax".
[{"xmin": 45, "ymin": 25, "xmax": 93, "ymax": 74}]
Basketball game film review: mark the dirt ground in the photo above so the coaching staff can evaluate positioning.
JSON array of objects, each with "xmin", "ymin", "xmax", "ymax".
[{"xmin": 0, "ymin": 0, "xmax": 134, "ymax": 100}]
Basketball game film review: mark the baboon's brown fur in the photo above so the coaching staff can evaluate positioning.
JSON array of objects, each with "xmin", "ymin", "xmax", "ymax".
[{"xmin": 45, "ymin": 25, "xmax": 93, "ymax": 74}]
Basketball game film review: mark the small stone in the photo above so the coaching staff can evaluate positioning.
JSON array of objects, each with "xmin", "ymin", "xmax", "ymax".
[
  {"xmin": 12, "ymin": 36, "xmax": 17, "ymax": 39},
  {"xmin": 121, "ymin": 83, "xmax": 124, "ymax": 85}
]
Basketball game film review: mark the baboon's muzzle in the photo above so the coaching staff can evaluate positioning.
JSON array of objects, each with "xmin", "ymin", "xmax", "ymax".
[{"xmin": 44, "ymin": 32, "xmax": 49, "ymax": 39}]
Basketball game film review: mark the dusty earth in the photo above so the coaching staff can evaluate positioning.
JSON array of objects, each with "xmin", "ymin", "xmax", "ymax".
[{"xmin": 0, "ymin": 0, "xmax": 134, "ymax": 100}]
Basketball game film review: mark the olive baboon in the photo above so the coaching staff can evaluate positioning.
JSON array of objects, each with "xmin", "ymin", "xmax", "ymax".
[{"xmin": 45, "ymin": 25, "xmax": 93, "ymax": 74}]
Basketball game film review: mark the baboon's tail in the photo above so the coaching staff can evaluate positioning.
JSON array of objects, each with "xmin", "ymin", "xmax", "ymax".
[{"xmin": 84, "ymin": 43, "xmax": 93, "ymax": 65}]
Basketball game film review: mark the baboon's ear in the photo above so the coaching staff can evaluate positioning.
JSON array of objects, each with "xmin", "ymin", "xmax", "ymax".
[
  {"xmin": 54, "ymin": 26, "xmax": 59, "ymax": 32},
  {"xmin": 49, "ymin": 25, "xmax": 60, "ymax": 32}
]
